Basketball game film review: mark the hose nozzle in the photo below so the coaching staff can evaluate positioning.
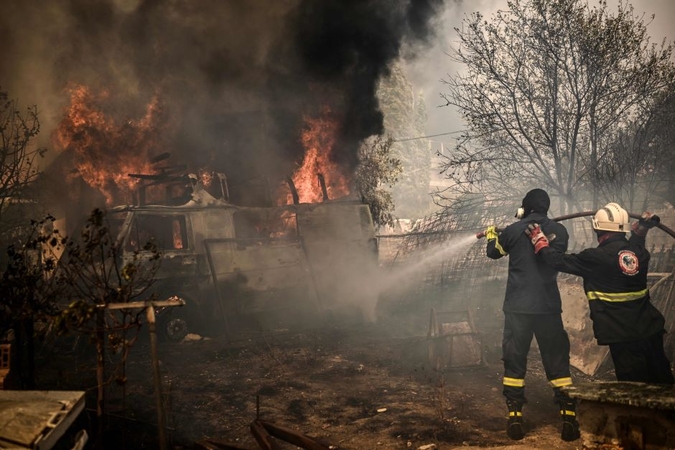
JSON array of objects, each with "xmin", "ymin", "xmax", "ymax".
[{"xmin": 476, "ymin": 227, "xmax": 502, "ymax": 239}]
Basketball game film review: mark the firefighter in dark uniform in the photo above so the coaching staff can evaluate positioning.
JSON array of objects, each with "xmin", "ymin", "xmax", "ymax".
[
  {"xmin": 483, "ymin": 188, "xmax": 579, "ymax": 441},
  {"xmin": 527, "ymin": 202, "xmax": 675, "ymax": 385}
]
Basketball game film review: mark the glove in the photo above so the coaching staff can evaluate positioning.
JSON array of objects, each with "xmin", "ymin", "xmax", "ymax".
[
  {"xmin": 484, "ymin": 225, "xmax": 499, "ymax": 241},
  {"xmin": 639, "ymin": 212, "xmax": 660, "ymax": 229},
  {"xmin": 632, "ymin": 212, "xmax": 660, "ymax": 236},
  {"xmin": 525, "ymin": 223, "xmax": 549, "ymax": 254}
]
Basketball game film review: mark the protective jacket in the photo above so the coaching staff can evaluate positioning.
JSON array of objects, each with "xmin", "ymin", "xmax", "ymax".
[
  {"xmin": 538, "ymin": 232, "xmax": 666, "ymax": 345},
  {"xmin": 487, "ymin": 213, "xmax": 569, "ymax": 314}
]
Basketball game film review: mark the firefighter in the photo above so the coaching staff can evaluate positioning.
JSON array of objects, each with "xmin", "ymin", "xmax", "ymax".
[
  {"xmin": 527, "ymin": 202, "xmax": 675, "ymax": 385},
  {"xmin": 483, "ymin": 188, "xmax": 579, "ymax": 442}
]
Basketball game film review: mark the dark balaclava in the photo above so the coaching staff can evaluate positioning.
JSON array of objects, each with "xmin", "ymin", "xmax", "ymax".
[{"xmin": 517, "ymin": 188, "xmax": 550, "ymax": 218}]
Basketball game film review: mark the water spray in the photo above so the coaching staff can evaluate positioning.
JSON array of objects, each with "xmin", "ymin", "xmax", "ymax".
[
  {"xmin": 378, "ymin": 233, "xmax": 479, "ymax": 294},
  {"xmin": 475, "ymin": 211, "xmax": 675, "ymax": 239}
]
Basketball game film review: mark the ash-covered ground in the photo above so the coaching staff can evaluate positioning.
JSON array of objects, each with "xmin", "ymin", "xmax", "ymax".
[{"xmin": 38, "ymin": 315, "xmax": 602, "ymax": 450}]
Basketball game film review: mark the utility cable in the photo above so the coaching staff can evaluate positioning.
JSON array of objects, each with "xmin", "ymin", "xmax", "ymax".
[{"xmin": 393, "ymin": 130, "xmax": 463, "ymax": 142}]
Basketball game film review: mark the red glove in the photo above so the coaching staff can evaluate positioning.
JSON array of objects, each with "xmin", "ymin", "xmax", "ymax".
[{"xmin": 525, "ymin": 223, "xmax": 549, "ymax": 254}]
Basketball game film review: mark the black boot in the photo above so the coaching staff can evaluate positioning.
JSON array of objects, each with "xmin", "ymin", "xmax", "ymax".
[
  {"xmin": 506, "ymin": 401, "xmax": 524, "ymax": 440},
  {"xmin": 559, "ymin": 399, "xmax": 580, "ymax": 441}
]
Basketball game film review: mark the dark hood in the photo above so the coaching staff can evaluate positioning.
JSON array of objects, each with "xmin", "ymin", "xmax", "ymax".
[{"xmin": 521, "ymin": 189, "xmax": 550, "ymax": 217}]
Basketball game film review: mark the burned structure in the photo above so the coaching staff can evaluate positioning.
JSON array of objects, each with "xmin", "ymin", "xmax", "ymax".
[{"xmin": 107, "ymin": 170, "xmax": 379, "ymax": 342}]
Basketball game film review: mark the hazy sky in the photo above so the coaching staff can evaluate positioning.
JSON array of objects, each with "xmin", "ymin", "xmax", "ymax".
[{"xmin": 407, "ymin": 0, "xmax": 675, "ymax": 141}]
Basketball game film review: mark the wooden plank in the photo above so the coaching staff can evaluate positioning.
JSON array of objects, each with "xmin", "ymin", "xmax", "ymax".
[
  {"xmin": 250, "ymin": 420, "xmax": 281, "ymax": 450},
  {"xmin": 194, "ymin": 439, "xmax": 254, "ymax": 450},
  {"xmin": 564, "ymin": 381, "xmax": 675, "ymax": 410},
  {"xmin": 258, "ymin": 420, "xmax": 332, "ymax": 450},
  {"xmin": 105, "ymin": 297, "xmax": 185, "ymax": 310},
  {"xmin": 0, "ymin": 391, "xmax": 85, "ymax": 449},
  {"xmin": 565, "ymin": 381, "xmax": 675, "ymax": 449}
]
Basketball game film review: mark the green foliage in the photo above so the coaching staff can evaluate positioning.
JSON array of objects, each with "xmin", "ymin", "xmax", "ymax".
[
  {"xmin": 378, "ymin": 64, "xmax": 432, "ymax": 218},
  {"xmin": 355, "ymin": 135, "xmax": 402, "ymax": 227}
]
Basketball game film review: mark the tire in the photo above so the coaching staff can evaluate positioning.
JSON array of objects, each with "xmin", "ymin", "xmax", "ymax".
[{"xmin": 158, "ymin": 307, "xmax": 190, "ymax": 342}]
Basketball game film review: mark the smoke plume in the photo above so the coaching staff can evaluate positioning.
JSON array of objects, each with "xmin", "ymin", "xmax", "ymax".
[{"xmin": 1, "ymin": 0, "xmax": 445, "ymax": 203}]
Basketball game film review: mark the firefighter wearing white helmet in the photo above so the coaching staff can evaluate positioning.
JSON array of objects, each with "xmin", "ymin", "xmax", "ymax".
[
  {"xmin": 527, "ymin": 202, "xmax": 674, "ymax": 386},
  {"xmin": 592, "ymin": 202, "xmax": 630, "ymax": 233}
]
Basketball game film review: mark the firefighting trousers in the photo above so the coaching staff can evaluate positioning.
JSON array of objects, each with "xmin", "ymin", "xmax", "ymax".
[
  {"xmin": 609, "ymin": 332, "xmax": 675, "ymax": 385},
  {"xmin": 502, "ymin": 312, "xmax": 573, "ymax": 404}
]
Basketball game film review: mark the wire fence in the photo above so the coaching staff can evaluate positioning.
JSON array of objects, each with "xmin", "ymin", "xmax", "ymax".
[{"xmin": 376, "ymin": 208, "xmax": 675, "ymax": 359}]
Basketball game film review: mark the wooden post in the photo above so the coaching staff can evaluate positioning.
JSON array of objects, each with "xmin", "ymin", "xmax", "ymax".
[
  {"xmin": 317, "ymin": 173, "xmax": 329, "ymax": 201},
  {"xmin": 95, "ymin": 310, "xmax": 105, "ymax": 416},
  {"xmin": 285, "ymin": 176, "xmax": 299, "ymax": 205},
  {"xmin": 95, "ymin": 308, "xmax": 105, "ymax": 448},
  {"xmin": 145, "ymin": 306, "xmax": 167, "ymax": 450},
  {"xmin": 106, "ymin": 297, "xmax": 185, "ymax": 450}
]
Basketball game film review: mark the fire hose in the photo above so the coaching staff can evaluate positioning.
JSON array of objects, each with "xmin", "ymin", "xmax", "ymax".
[{"xmin": 475, "ymin": 211, "xmax": 675, "ymax": 240}]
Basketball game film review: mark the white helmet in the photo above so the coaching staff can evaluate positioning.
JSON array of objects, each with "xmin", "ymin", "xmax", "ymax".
[{"xmin": 592, "ymin": 202, "xmax": 630, "ymax": 232}]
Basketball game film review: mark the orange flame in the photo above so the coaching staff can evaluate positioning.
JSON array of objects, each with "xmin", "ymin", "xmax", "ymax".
[
  {"xmin": 52, "ymin": 85, "xmax": 168, "ymax": 205},
  {"xmin": 198, "ymin": 168, "xmax": 214, "ymax": 188},
  {"xmin": 271, "ymin": 210, "xmax": 297, "ymax": 238},
  {"xmin": 172, "ymin": 218, "xmax": 184, "ymax": 249},
  {"xmin": 285, "ymin": 107, "xmax": 350, "ymax": 204}
]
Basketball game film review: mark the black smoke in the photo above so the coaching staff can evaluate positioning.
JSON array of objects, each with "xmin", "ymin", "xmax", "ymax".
[{"xmin": 0, "ymin": 0, "xmax": 444, "ymax": 204}]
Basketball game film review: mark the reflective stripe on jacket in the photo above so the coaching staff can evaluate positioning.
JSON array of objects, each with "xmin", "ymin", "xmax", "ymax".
[{"xmin": 539, "ymin": 233, "xmax": 666, "ymax": 344}]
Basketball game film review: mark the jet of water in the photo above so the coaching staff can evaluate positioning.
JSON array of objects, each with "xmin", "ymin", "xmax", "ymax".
[{"xmin": 378, "ymin": 233, "xmax": 479, "ymax": 294}]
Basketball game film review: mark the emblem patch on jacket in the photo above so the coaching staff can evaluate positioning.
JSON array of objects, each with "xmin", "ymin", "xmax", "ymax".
[{"xmin": 618, "ymin": 250, "xmax": 639, "ymax": 276}]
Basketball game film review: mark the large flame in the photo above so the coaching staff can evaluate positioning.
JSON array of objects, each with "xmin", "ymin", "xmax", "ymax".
[
  {"xmin": 285, "ymin": 107, "xmax": 350, "ymax": 204},
  {"xmin": 52, "ymin": 85, "xmax": 168, "ymax": 205}
]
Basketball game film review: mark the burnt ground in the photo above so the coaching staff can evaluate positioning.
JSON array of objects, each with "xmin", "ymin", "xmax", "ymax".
[{"xmin": 34, "ymin": 313, "xmax": 609, "ymax": 450}]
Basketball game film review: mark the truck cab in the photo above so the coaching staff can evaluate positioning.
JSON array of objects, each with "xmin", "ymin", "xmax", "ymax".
[{"xmin": 111, "ymin": 185, "xmax": 379, "ymax": 341}]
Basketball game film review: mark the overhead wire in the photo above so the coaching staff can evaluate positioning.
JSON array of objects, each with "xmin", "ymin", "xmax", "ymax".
[{"xmin": 393, "ymin": 130, "xmax": 463, "ymax": 142}]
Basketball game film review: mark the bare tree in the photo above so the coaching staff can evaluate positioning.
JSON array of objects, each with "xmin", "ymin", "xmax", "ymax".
[
  {"xmin": 438, "ymin": 0, "xmax": 674, "ymax": 213},
  {"xmin": 578, "ymin": 2, "xmax": 675, "ymax": 208},
  {"xmin": 0, "ymin": 90, "xmax": 47, "ymax": 241},
  {"xmin": 593, "ymin": 121, "xmax": 653, "ymax": 212},
  {"xmin": 644, "ymin": 81, "xmax": 675, "ymax": 208}
]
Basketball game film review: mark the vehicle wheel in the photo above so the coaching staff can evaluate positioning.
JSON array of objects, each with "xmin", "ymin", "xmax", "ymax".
[{"xmin": 159, "ymin": 308, "xmax": 189, "ymax": 342}]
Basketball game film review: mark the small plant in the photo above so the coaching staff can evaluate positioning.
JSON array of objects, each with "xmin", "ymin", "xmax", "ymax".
[
  {"xmin": 47, "ymin": 209, "xmax": 161, "ymax": 422},
  {"xmin": 0, "ymin": 215, "xmax": 61, "ymax": 388}
]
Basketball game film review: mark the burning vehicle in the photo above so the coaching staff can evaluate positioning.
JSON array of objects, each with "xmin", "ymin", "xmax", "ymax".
[
  {"xmin": 45, "ymin": 84, "xmax": 389, "ymax": 343},
  {"xmin": 108, "ymin": 173, "xmax": 380, "ymax": 342}
]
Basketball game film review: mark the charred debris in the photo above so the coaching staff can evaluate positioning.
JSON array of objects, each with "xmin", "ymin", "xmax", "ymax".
[{"xmin": 108, "ymin": 160, "xmax": 380, "ymax": 343}]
